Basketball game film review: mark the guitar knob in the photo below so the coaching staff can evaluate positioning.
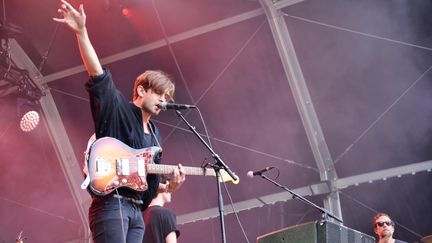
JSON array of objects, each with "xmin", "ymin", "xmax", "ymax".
[
  {"xmin": 113, "ymin": 180, "xmax": 119, "ymax": 186},
  {"xmin": 121, "ymin": 178, "xmax": 127, "ymax": 184}
]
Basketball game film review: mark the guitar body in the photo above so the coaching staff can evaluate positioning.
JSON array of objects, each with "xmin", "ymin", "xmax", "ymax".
[
  {"xmin": 87, "ymin": 137, "xmax": 162, "ymax": 196},
  {"xmin": 86, "ymin": 137, "xmax": 239, "ymax": 196}
]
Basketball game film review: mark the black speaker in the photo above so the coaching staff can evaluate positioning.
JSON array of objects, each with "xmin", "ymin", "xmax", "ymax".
[{"xmin": 257, "ymin": 221, "xmax": 375, "ymax": 243}]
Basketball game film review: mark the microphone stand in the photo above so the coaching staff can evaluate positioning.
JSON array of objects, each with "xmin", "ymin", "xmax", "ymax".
[
  {"xmin": 175, "ymin": 110, "xmax": 238, "ymax": 243},
  {"xmin": 258, "ymin": 173, "xmax": 343, "ymax": 224}
]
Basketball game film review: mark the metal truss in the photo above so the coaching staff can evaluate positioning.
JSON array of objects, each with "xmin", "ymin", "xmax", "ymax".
[
  {"xmin": 177, "ymin": 160, "xmax": 432, "ymax": 224},
  {"xmin": 0, "ymin": 39, "xmax": 42, "ymax": 99},
  {"xmin": 259, "ymin": 0, "xmax": 342, "ymax": 221},
  {"xmin": 8, "ymin": 39, "xmax": 91, "ymax": 242}
]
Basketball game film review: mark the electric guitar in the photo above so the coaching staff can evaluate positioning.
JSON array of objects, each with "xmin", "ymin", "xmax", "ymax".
[{"xmin": 85, "ymin": 137, "xmax": 239, "ymax": 196}]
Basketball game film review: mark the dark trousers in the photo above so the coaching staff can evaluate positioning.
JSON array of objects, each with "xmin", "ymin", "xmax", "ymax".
[{"xmin": 89, "ymin": 196, "xmax": 144, "ymax": 243}]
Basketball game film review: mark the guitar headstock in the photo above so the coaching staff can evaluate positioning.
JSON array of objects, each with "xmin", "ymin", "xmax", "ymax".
[{"xmin": 219, "ymin": 169, "xmax": 240, "ymax": 185}]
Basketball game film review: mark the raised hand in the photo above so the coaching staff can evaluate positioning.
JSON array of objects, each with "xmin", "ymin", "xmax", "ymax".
[
  {"xmin": 53, "ymin": 0, "xmax": 102, "ymax": 77},
  {"xmin": 53, "ymin": 0, "xmax": 86, "ymax": 34}
]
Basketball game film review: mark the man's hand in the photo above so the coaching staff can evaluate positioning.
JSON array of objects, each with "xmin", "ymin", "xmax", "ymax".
[
  {"xmin": 52, "ymin": 0, "xmax": 103, "ymax": 76},
  {"xmin": 53, "ymin": 0, "xmax": 86, "ymax": 34},
  {"xmin": 168, "ymin": 164, "xmax": 186, "ymax": 193}
]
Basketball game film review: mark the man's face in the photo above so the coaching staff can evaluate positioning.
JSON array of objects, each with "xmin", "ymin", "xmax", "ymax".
[
  {"xmin": 374, "ymin": 215, "xmax": 394, "ymax": 239},
  {"xmin": 139, "ymin": 87, "xmax": 169, "ymax": 115}
]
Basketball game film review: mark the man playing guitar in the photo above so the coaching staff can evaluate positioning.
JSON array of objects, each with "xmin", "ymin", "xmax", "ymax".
[{"xmin": 54, "ymin": 1, "xmax": 186, "ymax": 242}]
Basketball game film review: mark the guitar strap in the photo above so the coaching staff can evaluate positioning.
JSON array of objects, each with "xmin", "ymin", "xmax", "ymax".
[
  {"xmin": 81, "ymin": 134, "xmax": 96, "ymax": 190},
  {"xmin": 148, "ymin": 121, "xmax": 161, "ymax": 148}
]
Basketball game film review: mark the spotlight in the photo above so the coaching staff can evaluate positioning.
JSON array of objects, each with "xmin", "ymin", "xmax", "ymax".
[
  {"xmin": 17, "ymin": 98, "xmax": 41, "ymax": 132},
  {"xmin": 20, "ymin": 110, "xmax": 40, "ymax": 132},
  {"xmin": 121, "ymin": 7, "xmax": 130, "ymax": 17},
  {"xmin": 105, "ymin": 0, "xmax": 137, "ymax": 17}
]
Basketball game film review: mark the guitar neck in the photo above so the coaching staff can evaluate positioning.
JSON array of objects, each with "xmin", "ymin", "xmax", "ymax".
[{"xmin": 146, "ymin": 164, "xmax": 216, "ymax": 177}]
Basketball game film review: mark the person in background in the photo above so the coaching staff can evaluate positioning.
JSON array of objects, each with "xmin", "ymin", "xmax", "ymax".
[
  {"xmin": 143, "ymin": 175, "xmax": 180, "ymax": 243},
  {"xmin": 373, "ymin": 213, "xmax": 407, "ymax": 243}
]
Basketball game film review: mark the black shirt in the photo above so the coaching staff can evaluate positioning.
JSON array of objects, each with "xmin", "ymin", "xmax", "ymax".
[
  {"xmin": 143, "ymin": 205, "xmax": 180, "ymax": 243},
  {"xmin": 86, "ymin": 68, "xmax": 161, "ymax": 209}
]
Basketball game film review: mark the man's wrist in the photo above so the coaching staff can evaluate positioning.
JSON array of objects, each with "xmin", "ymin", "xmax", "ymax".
[{"xmin": 75, "ymin": 27, "xmax": 88, "ymax": 37}]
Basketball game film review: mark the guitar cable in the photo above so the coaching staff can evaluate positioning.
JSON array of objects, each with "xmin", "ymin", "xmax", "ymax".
[{"xmin": 115, "ymin": 189, "xmax": 127, "ymax": 243}]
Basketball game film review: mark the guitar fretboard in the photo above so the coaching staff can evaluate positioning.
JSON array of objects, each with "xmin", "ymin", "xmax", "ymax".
[{"xmin": 146, "ymin": 164, "xmax": 216, "ymax": 177}]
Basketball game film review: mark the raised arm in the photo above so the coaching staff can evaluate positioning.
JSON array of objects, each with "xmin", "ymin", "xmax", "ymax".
[{"xmin": 53, "ymin": 0, "xmax": 103, "ymax": 76}]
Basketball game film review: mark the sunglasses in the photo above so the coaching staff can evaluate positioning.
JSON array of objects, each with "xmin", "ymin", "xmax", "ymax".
[{"xmin": 375, "ymin": 221, "xmax": 394, "ymax": 227}]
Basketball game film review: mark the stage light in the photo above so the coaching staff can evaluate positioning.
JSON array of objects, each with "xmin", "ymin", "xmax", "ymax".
[
  {"xmin": 121, "ymin": 7, "xmax": 130, "ymax": 17},
  {"xmin": 105, "ymin": 0, "xmax": 135, "ymax": 17},
  {"xmin": 17, "ymin": 99, "xmax": 41, "ymax": 132},
  {"xmin": 20, "ymin": 110, "xmax": 40, "ymax": 132}
]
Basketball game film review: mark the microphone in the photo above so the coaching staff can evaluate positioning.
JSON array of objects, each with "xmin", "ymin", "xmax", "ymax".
[
  {"xmin": 247, "ymin": 166, "xmax": 274, "ymax": 178},
  {"xmin": 157, "ymin": 102, "xmax": 196, "ymax": 110}
]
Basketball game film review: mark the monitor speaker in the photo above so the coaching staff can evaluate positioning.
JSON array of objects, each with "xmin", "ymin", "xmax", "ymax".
[{"xmin": 257, "ymin": 220, "xmax": 375, "ymax": 243}]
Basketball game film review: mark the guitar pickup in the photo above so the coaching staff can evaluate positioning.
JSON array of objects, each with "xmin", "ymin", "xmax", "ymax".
[
  {"xmin": 137, "ymin": 159, "xmax": 145, "ymax": 176},
  {"xmin": 95, "ymin": 157, "xmax": 111, "ymax": 175},
  {"xmin": 116, "ymin": 158, "xmax": 130, "ymax": 175}
]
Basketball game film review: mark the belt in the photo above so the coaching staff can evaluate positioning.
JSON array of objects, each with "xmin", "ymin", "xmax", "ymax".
[{"xmin": 113, "ymin": 194, "xmax": 144, "ymax": 205}]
